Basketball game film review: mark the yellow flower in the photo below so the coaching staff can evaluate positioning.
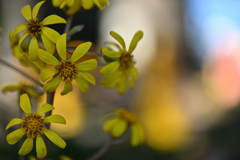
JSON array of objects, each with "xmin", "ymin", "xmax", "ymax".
[
  {"xmin": 102, "ymin": 108, "xmax": 144, "ymax": 146},
  {"xmin": 99, "ymin": 31, "xmax": 143, "ymax": 94},
  {"xmin": 13, "ymin": 1, "xmax": 67, "ymax": 60},
  {"xmin": 6, "ymin": 94, "xmax": 66, "ymax": 158},
  {"xmin": 38, "ymin": 33, "xmax": 97, "ymax": 95},
  {"xmin": 52, "ymin": 0, "xmax": 109, "ymax": 16}
]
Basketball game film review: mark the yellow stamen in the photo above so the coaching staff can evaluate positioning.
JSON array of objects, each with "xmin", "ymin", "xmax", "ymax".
[
  {"xmin": 56, "ymin": 60, "xmax": 78, "ymax": 81},
  {"xmin": 120, "ymin": 52, "xmax": 135, "ymax": 70}
]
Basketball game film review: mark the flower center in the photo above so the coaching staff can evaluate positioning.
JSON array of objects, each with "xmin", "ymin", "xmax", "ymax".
[
  {"xmin": 119, "ymin": 109, "xmax": 137, "ymax": 124},
  {"xmin": 21, "ymin": 113, "xmax": 44, "ymax": 138},
  {"xmin": 56, "ymin": 60, "xmax": 78, "ymax": 81},
  {"xmin": 27, "ymin": 18, "xmax": 42, "ymax": 36},
  {"xmin": 120, "ymin": 52, "xmax": 135, "ymax": 70}
]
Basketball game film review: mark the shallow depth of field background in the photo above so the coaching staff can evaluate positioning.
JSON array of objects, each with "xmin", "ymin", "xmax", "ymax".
[{"xmin": 1, "ymin": 0, "xmax": 240, "ymax": 159}]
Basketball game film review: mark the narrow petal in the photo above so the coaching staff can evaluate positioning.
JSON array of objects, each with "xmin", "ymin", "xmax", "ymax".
[
  {"xmin": 32, "ymin": 1, "xmax": 45, "ymax": 19},
  {"xmin": 18, "ymin": 32, "xmax": 30, "ymax": 53},
  {"xmin": 42, "ymin": 15, "xmax": 67, "ymax": 25},
  {"xmin": 130, "ymin": 123, "xmax": 144, "ymax": 146},
  {"xmin": 103, "ymin": 117, "xmax": 121, "ymax": 132},
  {"xmin": 82, "ymin": 0, "xmax": 94, "ymax": 10},
  {"xmin": 41, "ymin": 33, "xmax": 55, "ymax": 54},
  {"xmin": 56, "ymin": 33, "xmax": 66, "ymax": 60},
  {"xmin": 2, "ymin": 85, "xmax": 20, "ymax": 94},
  {"xmin": 129, "ymin": 66, "xmax": 138, "ymax": 89},
  {"xmin": 71, "ymin": 42, "xmax": 92, "ymax": 62},
  {"xmin": 128, "ymin": 31, "xmax": 143, "ymax": 53},
  {"xmin": 67, "ymin": 0, "xmax": 74, "ymax": 6},
  {"xmin": 102, "ymin": 48, "xmax": 122, "ymax": 58},
  {"xmin": 44, "ymin": 115, "xmax": 66, "ymax": 124},
  {"xmin": 52, "ymin": 0, "xmax": 64, "ymax": 7},
  {"xmin": 43, "ymin": 77, "xmax": 61, "ymax": 92},
  {"xmin": 36, "ymin": 136, "xmax": 47, "ymax": 158},
  {"xmin": 6, "ymin": 129, "xmax": 25, "ymax": 145},
  {"xmin": 66, "ymin": 0, "xmax": 81, "ymax": 16},
  {"xmin": 20, "ymin": 94, "xmax": 32, "ymax": 115},
  {"xmin": 13, "ymin": 24, "xmax": 27, "ymax": 36},
  {"xmin": 75, "ymin": 76, "xmax": 89, "ymax": 94},
  {"xmin": 110, "ymin": 31, "xmax": 126, "ymax": 50},
  {"xmin": 21, "ymin": 5, "xmax": 32, "ymax": 21},
  {"xmin": 76, "ymin": 59, "xmax": 97, "ymax": 71},
  {"xmin": 38, "ymin": 49, "xmax": 60, "ymax": 65},
  {"xmin": 61, "ymin": 81, "xmax": 73, "ymax": 95},
  {"xmin": 117, "ymin": 73, "xmax": 128, "ymax": 95},
  {"xmin": 78, "ymin": 72, "xmax": 96, "ymax": 85},
  {"xmin": 37, "ymin": 103, "xmax": 55, "ymax": 115},
  {"xmin": 19, "ymin": 137, "xmax": 33, "ymax": 155},
  {"xmin": 111, "ymin": 119, "xmax": 128, "ymax": 138},
  {"xmin": 99, "ymin": 61, "xmax": 120, "ymax": 76},
  {"xmin": 29, "ymin": 36, "xmax": 39, "ymax": 60},
  {"xmin": 60, "ymin": 1, "xmax": 67, "ymax": 9},
  {"xmin": 100, "ymin": 70, "xmax": 119, "ymax": 85},
  {"xmin": 43, "ymin": 129, "xmax": 66, "ymax": 149},
  {"xmin": 42, "ymin": 27, "xmax": 60, "ymax": 43},
  {"xmin": 40, "ymin": 69, "xmax": 57, "ymax": 82},
  {"xmin": 6, "ymin": 118, "xmax": 23, "ymax": 130}
]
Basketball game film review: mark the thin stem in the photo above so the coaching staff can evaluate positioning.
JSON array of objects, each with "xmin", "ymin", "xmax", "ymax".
[
  {"xmin": 87, "ymin": 136, "xmax": 114, "ymax": 160},
  {"xmin": 64, "ymin": 16, "xmax": 73, "ymax": 34},
  {"xmin": 0, "ymin": 58, "xmax": 43, "ymax": 88}
]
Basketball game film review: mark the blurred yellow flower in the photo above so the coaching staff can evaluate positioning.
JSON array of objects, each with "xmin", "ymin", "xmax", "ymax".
[
  {"xmin": 100, "ymin": 31, "xmax": 143, "ymax": 94},
  {"xmin": 38, "ymin": 33, "xmax": 97, "ymax": 95},
  {"xmin": 13, "ymin": 1, "xmax": 66, "ymax": 60},
  {"xmin": 102, "ymin": 108, "xmax": 144, "ymax": 146},
  {"xmin": 6, "ymin": 94, "xmax": 66, "ymax": 158}
]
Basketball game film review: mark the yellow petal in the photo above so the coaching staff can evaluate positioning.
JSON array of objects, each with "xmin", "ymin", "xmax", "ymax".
[
  {"xmin": 82, "ymin": 0, "xmax": 94, "ymax": 10},
  {"xmin": 43, "ymin": 77, "xmax": 61, "ymax": 92},
  {"xmin": 66, "ymin": 0, "xmax": 81, "ymax": 16},
  {"xmin": 56, "ymin": 33, "xmax": 67, "ymax": 60},
  {"xmin": 61, "ymin": 81, "xmax": 73, "ymax": 95},
  {"xmin": 76, "ymin": 59, "xmax": 97, "ymax": 71},
  {"xmin": 93, "ymin": 0, "xmax": 105, "ymax": 10},
  {"xmin": 32, "ymin": 1, "xmax": 45, "ymax": 19},
  {"xmin": 42, "ymin": 27, "xmax": 60, "ymax": 43},
  {"xmin": 13, "ymin": 24, "xmax": 27, "ymax": 36},
  {"xmin": 99, "ymin": 61, "xmax": 120, "ymax": 76},
  {"xmin": 130, "ymin": 123, "xmax": 144, "ymax": 146},
  {"xmin": 71, "ymin": 42, "xmax": 92, "ymax": 62},
  {"xmin": 128, "ymin": 31, "xmax": 143, "ymax": 53},
  {"xmin": 52, "ymin": 0, "xmax": 64, "ymax": 7},
  {"xmin": 41, "ymin": 33, "xmax": 55, "ymax": 54},
  {"xmin": 129, "ymin": 66, "xmax": 138, "ymax": 89},
  {"xmin": 29, "ymin": 36, "xmax": 39, "ymax": 60},
  {"xmin": 67, "ymin": 0, "xmax": 74, "ymax": 6},
  {"xmin": 111, "ymin": 119, "xmax": 128, "ymax": 138},
  {"xmin": 44, "ymin": 114, "xmax": 66, "ymax": 124},
  {"xmin": 37, "ymin": 103, "xmax": 55, "ymax": 115},
  {"xmin": 110, "ymin": 31, "xmax": 126, "ymax": 50},
  {"xmin": 100, "ymin": 70, "xmax": 119, "ymax": 85},
  {"xmin": 6, "ymin": 118, "xmax": 23, "ymax": 130},
  {"xmin": 75, "ymin": 76, "xmax": 89, "ymax": 94},
  {"xmin": 19, "ymin": 137, "xmax": 33, "ymax": 155},
  {"xmin": 38, "ymin": 49, "xmax": 60, "ymax": 65},
  {"xmin": 18, "ymin": 32, "xmax": 30, "ymax": 53},
  {"xmin": 6, "ymin": 129, "xmax": 25, "ymax": 145},
  {"xmin": 117, "ymin": 73, "xmax": 128, "ymax": 95},
  {"xmin": 36, "ymin": 136, "xmax": 47, "ymax": 158},
  {"xmin": 78, "ymin": 71, "xmax": 96, "ymax": 85},
  {"xmin": 21, "ymin": 5, "xmax": 32, "ymax": 21},
  {"xmin": 20, "ymin": 93, "xmax": 32, "ymax": 115},
  {"xmin": 103, "ymin": 117, "xmax": 121, "ymax": 132},
  {"xmin": 102, "ymin": 48, "xmax": 122, "ymax": 58},
  {"xmin": 43, "ymin": 129, "xmax": 66, "ymax": 149},
  {"xmin": 40, "ymin": 69, "xmax": 57, "ymax": 82},
  {"xmin": 42, "ymin": 15, "xmax": 67, "ymax": 25},
  {"xmin": 2, "ymin": 85, "xmax": 20, "ymax": 94}
]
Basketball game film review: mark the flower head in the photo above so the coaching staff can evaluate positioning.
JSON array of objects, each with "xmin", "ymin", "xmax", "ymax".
[
  {"xmin": 6, "ymin": 94, "xmax": 66, "ymax": 158},
  {"xmin": 102, "ymin": 108, "xmax": 144, "ymax": 146},
  {"xmin": 13, "ymin": 1, "xmax": 67, "ymax": 60},
  {"xmin": 99, "ymin": 31, "xmax": 143, "ymax": 94},
  {"xmin": 38, "ymin": 33, "xmax": 98, "ymax": 95}
]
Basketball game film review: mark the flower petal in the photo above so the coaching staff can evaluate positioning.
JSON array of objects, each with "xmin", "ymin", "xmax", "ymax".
[
  {"xmin": 32, "ymin": 1, "xmax": 45, "ymax": 19},
  {"xmin": 93, "ymin": 0, "xmax": 108, "ymax": 10},
  {"xmin": 42, "ymin": 15, "xmax": 67, "ymax": 25},
  {"xmin": 38, "ymin": 49, "xmax": 60, "ymax": 65},
  {"xmin": 13, "ymin": 24, "xmax": 27, "ymax": 36},
  {"xmin": 21, "ymin": 5, "xmax": 32, "ymax": 21},
  {"xmin": 128, "ymin": 31, "xmax": 143, "ymax": 53},
  {"xmin": 102, "ymin": 48, "xmax": 122, "ymax": 58},
  {"xmin": 76, "ymin": 59, "xmax": 97, "ymax": 71},
  {"xmin": 18, "ymin": 32, "xmax": 30, "ymax": 53},
  {"xmin": 42, "ymin": 27, "xmax": 60, "ymax": 43},
  {"xmin": 71, "ymin": 42, "xmax": 92, "ymax": 62},
  {"xmin": 60, "ymin": 1, "xmax": 67, "ymax": 9},
  {"xmin": 129, "ymin": 66, "xmax": 138, "ymax": 89},
  {"xmin": 44, "ymin": 115, "xmax": 66, "ymax": 124},
  {"xmin": 40, "ymin": 69, "xmax": 57, "ymax": 82},
  {"xmin": 36, "ymin": 136, "xmax": 47, "ymax": 158},
  {"xmin": 19, "ymin": 137, "xmax": 33, "ymax": 156},
  {"xmin": 52, "ymin": 0, "xmax": 64, "ymax": 7},
  {"xmin": 43, "ymin": 77, "xmax": 61, "ymax": 92},
  {"xmin": 111, "ymin": 119, "xmax": 128, "ymax": 138},
  {"xmin": 2, "ymin": 84, "xmax": 20, "ymax": 94},
  {"xmin": 61, "ymin": 81, "xmax": 73, "ymax": 95},
  {"xmin": 41, "ymin": 33, "xmax": 55, "ymax": 54},
  {"xmin": 130, "ymin": 123, "xmax": 144, "ymax": 146},
  {"xmin": 78, "ymin": 71, "xmax": 96, "ymax": 85},
  {"xmin": 37, "ymin": 103, "xmax": 55, "ymax": 115},
  {"xmin": 20, "ymin": 93, "xmax": 32, "ymax": 115},
  {"xmin": 100, "ymin": 70, "xmax": 119, "ymax": 85},
  {"xmin": 6, "ymin": 129, "xmax": 25, "ymax": 145},
  {"xmin": 82, "ymin": 0, "xmax": 94, "ymax": 10},
  {"xmin": 67, "ymin": 0, "xmax": 74, "ymax": 6},
  {"xmin": 29, "ymin": 36, "xmax": 39, "ymax": 60},
  {"xmin": 103, "ymin": 117, "xmax": 121, "ymax": 132},
  {"xmin": 110, "ymin": 31, "xmax": 126, "ymax": 50},
  {"xmin": 56, "ymin": 33, "xmax": 66, "ymax": 60},
  {"xmin": 43, "ymin": 129, "xmax": 66, "ymax": 149},
  {"xmin": 99, "ymin": 61, "xmax": 120, "ymax": 76},
  {"xmin": 117, "ymin": 73, "xmax": 128, "ymax": 95},
  {"xmin": 66, "ymin": 0, "xmax": 82, "ymax": 16},
  {"xmin": 75, "ymin": 76, "xmax": 89, "ymax": 94},
  {"xmin": 6, "ymin": 118, "xmax": 23, "ymax": 130}
]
